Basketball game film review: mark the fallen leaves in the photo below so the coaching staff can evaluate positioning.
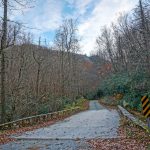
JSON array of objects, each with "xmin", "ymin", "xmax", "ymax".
[
  {"xmin": 0, "ymin": 116, "xmax": 72, "ymax": 145},
  {"xmin": 88, "ymin": 116, "xmax": 150, "ymax": 150},
  {"xmin": 0, "ymin": 120, "xmax": 55, "ymax": 145},
  {"xmin": 88, "ymin": 138, "xmax": 149, "ymax": 150},
  {"xmin": 0, "ymin": 101, "xmax": 89, "ymax": 146}
]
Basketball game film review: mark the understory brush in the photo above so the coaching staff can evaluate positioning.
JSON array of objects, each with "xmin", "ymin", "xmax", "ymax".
[{"xmin": 95, "ymin": 71, "xmax": 150, "ymax": 112}]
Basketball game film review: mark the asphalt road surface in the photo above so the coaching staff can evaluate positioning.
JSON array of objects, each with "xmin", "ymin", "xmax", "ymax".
[{"xmin": 0, "ymin": 100, "xmax": 120, "ymax": 150}]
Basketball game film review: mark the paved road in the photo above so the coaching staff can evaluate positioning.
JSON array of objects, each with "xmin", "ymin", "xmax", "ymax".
[
  {"xmin": 0, "ymin": 100, "xmax": 120, "ymax": 150},
  {"xmin": 89, "ymin": 100, "xmax": 105, "ymax": 110}
]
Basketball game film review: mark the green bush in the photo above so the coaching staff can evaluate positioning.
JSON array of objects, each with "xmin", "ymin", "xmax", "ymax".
[
  {"xmin": 100, "ymin": 72, "xmax": 131, "ymax": 95},
  {"xmin": 85, "ymin": 92, "xmax": 96, "ymax": 100},
  {"xmin": 64, "ymin": 98, "xmax": 87, "ymax": 110},
  {"xmin": 98, "ymin": 71, "xmax": 150, "ymax": 112},
  {"xmin": 85, "ymin": 89, "xmax": 104, "ymax": 100},
  {"xmin": 38, "ymin": 105, "xmax": 49, "ymax": 114}
]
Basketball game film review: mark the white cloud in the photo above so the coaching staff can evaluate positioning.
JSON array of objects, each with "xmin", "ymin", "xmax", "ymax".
[
  {"xmin": 0, "ymin": 0, "xmax": 138, "ymax": 54},
  {"xmin": 65, "ymin": 0, "xmax": 93, "ymax": 15},
  {"xmin": 78, "ymin": 0, "xmax": 138, "ymax": 55},
  {"xmin": 6, "ymin": 0, "xmax": 63, "ymax": 36},
  {"xmin": 33, "ymin": 0, "xmax": 62, "ymax": 31},
  {"xmin": 75, "ymin": 0, "xmax": 93, "ymax": 14}
]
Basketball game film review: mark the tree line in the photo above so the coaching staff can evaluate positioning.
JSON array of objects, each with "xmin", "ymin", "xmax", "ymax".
[
  {"xmin": 0, "ymin": 1, "xmax": 95, "ymax": 123},
  {"xmin": 92, "ymin": 0, "xmax": 150, "ymax": 111}
]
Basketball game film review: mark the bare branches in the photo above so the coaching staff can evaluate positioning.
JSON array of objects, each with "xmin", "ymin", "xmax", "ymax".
[{"xmin": 94, "ymin": 0, "xmax": 150, "ymax": 79}]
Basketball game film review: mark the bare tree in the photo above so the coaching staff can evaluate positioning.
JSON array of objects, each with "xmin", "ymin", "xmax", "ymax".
[
  {"xmin": 96, "ymin": 27, "xmax": 117, "ymax": 72},
  {"xmin": 0, "ymin": 0, "xmax": 34, "ymax": 123},
  {"xmin": 54, "ymin": 19, "xmax": 80, "ymax": 99},
  {"xmin": 0, "ymin": 0, "xmax": 8, "ymax": 123}
]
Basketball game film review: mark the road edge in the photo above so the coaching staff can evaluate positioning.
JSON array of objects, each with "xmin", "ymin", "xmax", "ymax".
[{"xmin": 118, "ymin": 105, "xmax": 148, "ymax": 131}]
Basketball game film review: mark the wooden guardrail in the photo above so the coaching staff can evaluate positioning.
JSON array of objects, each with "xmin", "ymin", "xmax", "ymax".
[{"xmin": 0, "ymin": 107, "xmax": 80, "ymax": 130}]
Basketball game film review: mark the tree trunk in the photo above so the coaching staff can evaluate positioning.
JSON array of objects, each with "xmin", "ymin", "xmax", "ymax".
[
  {"xmin": 0, "ymin": 0, "xmax": 8, "ymax": 123},
  {"xmin": 139, "ymin": 0, "xmax": 150, "ymax": 71}
]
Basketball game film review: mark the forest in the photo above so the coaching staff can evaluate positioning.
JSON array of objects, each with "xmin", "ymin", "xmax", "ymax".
[
  {"xmin": 0, "ymin": 0, "xmax": 100, "ymax": 123},
  {"xmin": 0, "ymin": 0, "xmax": 150, "ymax": 124},
  {"xmin": 90, "ymin": 0, "xmax": 150, "ymax": 112}
]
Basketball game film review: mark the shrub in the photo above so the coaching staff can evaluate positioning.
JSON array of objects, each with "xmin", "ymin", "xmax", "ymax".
[{"xmin": 98, "ymin": 71, "xmax": 150, "ymax": 112}]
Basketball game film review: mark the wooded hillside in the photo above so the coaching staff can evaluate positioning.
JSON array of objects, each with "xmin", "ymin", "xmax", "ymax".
[
  {"xmin": 0, "ymin": 15, "xmax": 101, "ymax": 123},
  {"xmin": 0, "ymin": 43, "xmax": 100, "ymax": 122},
  {"xmin": 91, "ymin": 0, "xmax": 150, "ymax": 112}
]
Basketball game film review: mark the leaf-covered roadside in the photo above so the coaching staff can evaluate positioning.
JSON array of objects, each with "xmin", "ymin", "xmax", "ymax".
[
  {"xmin": 99, "ymin": 96, "xmax": 147, "ymax": 124},
  {"xmin": 0, "ymin": 99, "xmax": 89, "ymax": 145},
  {"xmin": 88, "ymin": 116, "xmax": 150, "ymax": 150}
]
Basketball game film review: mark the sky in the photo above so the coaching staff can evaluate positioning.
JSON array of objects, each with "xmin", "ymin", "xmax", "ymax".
[{"xmin": 3, "ymin": 0, "xmax": 139, "ymax": 55}]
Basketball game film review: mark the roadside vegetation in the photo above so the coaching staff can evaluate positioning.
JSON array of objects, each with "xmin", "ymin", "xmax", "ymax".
[
  {"xmin": 0, "ymin": 98, "xmax": 89, "ymax": 145},
  {"xmin": 0, "ymin": 0, "xmax": 96, "ymax": 124},
  {"xmin": 64, "ymin": 98, "xmax": 89, "ymax": 111},
  {"xmin": 89, "ymin": 0, "xmax": 150, "ymax": 116},
  {"xmin": 89, "ymin": 115, "xmax": 150, "ymax": 150}
]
